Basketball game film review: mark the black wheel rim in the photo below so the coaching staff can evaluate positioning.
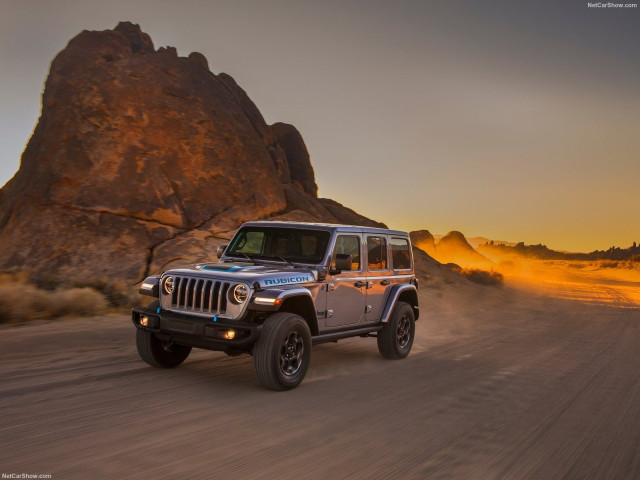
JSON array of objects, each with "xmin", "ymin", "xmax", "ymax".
[
  {"xmin": 280, "ymin": 331, "xmax": 304, "ymax": 376},
  {"xmin": 397, "ymin": 314, "xmax": 411, "ymax": 348},
  {"xmin": 161, "ymin": 341, "xmax": 178, "ymax": 352}
]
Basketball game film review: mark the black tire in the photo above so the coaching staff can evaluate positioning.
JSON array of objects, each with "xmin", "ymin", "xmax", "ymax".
[
  {"xmin": 253, "ymin": 312, "xmax": 312, "ymax": 391},
  {"xmin": 377, "ymin": 301, "xmax": 415, "ymax": 359},
  {"xmin": 136, "ymin": 300, "xmax": 192, "ymax": 368}
]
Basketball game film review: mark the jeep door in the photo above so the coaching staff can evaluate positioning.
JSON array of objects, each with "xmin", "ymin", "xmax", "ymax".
[
  {"xmin": 325, "ymin": 234, "xmax": 366, "ymax": 327},
  {"xmin": 364, "ymin": 235, "xmax": 392, "ymax": 321}
]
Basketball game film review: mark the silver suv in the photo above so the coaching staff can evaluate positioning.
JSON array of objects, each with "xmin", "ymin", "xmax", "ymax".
[{"xmin": 132, "ymin": 221, "xmax": 419, "ymax": 390}]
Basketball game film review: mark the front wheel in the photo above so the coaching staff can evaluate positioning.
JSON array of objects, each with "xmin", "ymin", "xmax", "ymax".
[
  {"xmin": 136, "ymin": 329, "xmax": 192, "ymax": 368},
  {"xmin": 253, "ymin": 312, "xmax": 312, "ymax": 391},
  {"xmin": 136, "ymin": 300, "xmax": 192, "ymax": 368},
  {"xmin": 377, "ymin": 301, "xmax": 415, "ymax": 359}
]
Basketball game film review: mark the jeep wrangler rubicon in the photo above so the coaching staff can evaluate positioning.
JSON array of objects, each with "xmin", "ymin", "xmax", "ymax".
[{"xmin": 132, "ymin": 221, "xmax": 419, "ymax": 390}]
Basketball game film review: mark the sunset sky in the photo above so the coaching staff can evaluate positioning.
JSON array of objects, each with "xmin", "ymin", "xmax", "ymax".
[{"xmin": 1, "ymin": 0, "xmax": 638, "ymax": 252}]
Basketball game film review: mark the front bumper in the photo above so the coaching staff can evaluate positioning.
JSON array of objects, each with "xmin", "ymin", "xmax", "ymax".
[{"xmin": 132, "ymin": 304, "xmax": 262, "ymax": 352}]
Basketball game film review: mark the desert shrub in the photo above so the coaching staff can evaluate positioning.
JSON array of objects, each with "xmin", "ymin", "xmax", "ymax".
[
  {"xmin": 460, "ymin": 268, "xmax": 504, "ymax": 286},
  {"xmin": 0, "ymin": 281, "xmax": 108, "ymax": 323},
  {"xmin": 0, "ymin": 283, "xmax": 49, "ymax": 322},
  {"xmin": 599, "ymin": 261, "xmax": 619, "ymax": 269},
  {"xmin": 73, "ymin": 278, "xmax": 138, "ymax": 307},
  {"xmin": 48, "ymin": 287, "xmax": 109, "ymax": 316}
]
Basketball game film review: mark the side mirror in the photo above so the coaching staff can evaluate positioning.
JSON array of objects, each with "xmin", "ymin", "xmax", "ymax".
[
  {"xmin": 216, "ymin": 244, "xmax": 228, "ymax": 259},
  {"xmin": 333, "ymin": 253, "xmax": 352, "ymax": 273}
]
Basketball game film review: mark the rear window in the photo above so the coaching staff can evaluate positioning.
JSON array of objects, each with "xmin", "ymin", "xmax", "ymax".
[
  {"xmin": 391, "ymin": 238, "xmax": 411, "ymax": 270},
  {"xmin": 367, "ymin": 236, "xmax": 387, "ymax": 270}
]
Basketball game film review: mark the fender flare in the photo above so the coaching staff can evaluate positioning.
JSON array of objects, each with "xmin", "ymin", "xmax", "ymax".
[
  {"xmin": 139, "ymin": 276, "xmax": 160, "ymax": 297},
  {"xmin": 277, "ymin": 289, "xmax": 319, "ymax": 336},
  {"xmin": 380, "ymin": 284, "xmax": 419, "ymax": 322},
  {"xmin": 252, "ymin": 287, "xmax": 319, "ymax": 335}
]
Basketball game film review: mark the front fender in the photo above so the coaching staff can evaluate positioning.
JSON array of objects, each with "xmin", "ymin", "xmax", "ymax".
[
  {"xmin": 139, "ymin": 276, "xmax": 160, "ymax": 297},
  {"xmin": 249, "ymin": 287, "xmax": 319, "ymax": 335},
  {"xmin": 249, "ymin": 286, "xmax": 313, "ymax": 310}
]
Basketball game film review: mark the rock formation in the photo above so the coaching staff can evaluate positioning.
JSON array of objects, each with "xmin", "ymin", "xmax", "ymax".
[
  {"xmin": 433, "ymin": 231, "xmax": 493, "ymax": 268},
  {"xmin": 409, "ymin": 230, "xmax": 436, "ymax": 256},
  {"xmin": 0, "ymin": 22, "xmax": 385, "ymax": 283}
]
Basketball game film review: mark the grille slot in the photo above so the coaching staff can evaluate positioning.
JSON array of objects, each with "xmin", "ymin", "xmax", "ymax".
[{"xmin": 169, "ymin": 276, "xmax": 231, "ymax": 315}]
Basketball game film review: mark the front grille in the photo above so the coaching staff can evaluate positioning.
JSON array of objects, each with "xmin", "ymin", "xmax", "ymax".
[{"xmin": 167, "ymin": 276, "xmax": 231, "ymax": 315}]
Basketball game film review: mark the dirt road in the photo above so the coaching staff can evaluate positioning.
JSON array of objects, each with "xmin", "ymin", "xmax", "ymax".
[{"xmin": 1, "ymin": 285, "xmax": 640, "ymax": 479}]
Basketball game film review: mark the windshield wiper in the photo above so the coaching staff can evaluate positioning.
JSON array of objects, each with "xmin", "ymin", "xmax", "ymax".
[
  {"xmin": 275, "ymin": 256, "xmax": 305, "ymax": 268},
  {"xmin": 228, "ymin": 253, "xmax": 257, "ymax": 264}
]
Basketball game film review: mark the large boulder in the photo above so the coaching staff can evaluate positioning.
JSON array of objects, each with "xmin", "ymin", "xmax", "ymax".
[{"xmin": 0, "ymin": 22, "xmax": 385, "ymax": 282}]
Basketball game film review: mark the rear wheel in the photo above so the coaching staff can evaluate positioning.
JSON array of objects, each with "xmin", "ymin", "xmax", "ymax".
[
  {"xmin": 136, "ymin": 300, "xmax": 192, "ymax": 368},
  {"xmin": 377, "ymin": 301, "xmax": 415, "ymax": 359},
  {"xmin": 253, "ymin": 312, "xmax": 312, "ymax": 391}
]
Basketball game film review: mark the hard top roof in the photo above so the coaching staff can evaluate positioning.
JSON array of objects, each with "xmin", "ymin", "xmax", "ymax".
[{"xmin": 241, "ymin": 221, "xmax": 408, "ymax": 237}]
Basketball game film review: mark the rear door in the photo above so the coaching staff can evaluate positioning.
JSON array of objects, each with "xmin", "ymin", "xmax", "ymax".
[
  {"xmin": 325, "ymin": 234, "xmax": 366, "ymax": 327},
  {"xmin": 364, "ymin": 235, "xmax": 391, "ymax": 322}
]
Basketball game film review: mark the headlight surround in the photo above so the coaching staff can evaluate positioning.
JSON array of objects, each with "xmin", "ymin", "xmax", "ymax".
[
  {"xmin": 163, "ymin": 276, "xmax": 174, "ymax": 295},
  {"xmin": 231, "ymin": 283, "xmax": 249, "ymax": 304}
]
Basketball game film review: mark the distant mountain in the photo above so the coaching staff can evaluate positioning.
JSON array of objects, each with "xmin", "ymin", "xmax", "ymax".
[
  {"xmin": 409, "ymin": 230, "xmax": 436, "ymax": 256},
  {"xmin": 466, "ymin": 237, "xmax": 517, "ymax": 249},
  {"xmin": 478, "ymin": 241, "xmax": 640, "ymax": 261},
  {"xmin": 435, "ymin": 231, "xmax": 493, "ymax": 267},
  {"xmin": 411, "ymin": 229, "xmax": 493, "ymax": 268},
  {"xmin": 431, "ymin": 235, "xmax": 517, "ymax": 249}
]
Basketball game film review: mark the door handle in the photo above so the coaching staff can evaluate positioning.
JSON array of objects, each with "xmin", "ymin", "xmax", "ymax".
[
  {"xmin": 354, "ymin": 281, "xmax": 366, "ymax": 288},
  {"xmin": 381, "ymin": 279, "xmax": 390, "ymax": 286}
]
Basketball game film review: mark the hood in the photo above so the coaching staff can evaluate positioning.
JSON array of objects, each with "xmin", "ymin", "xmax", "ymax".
[{"xmin": 164, "ymin": 262, "xmax": 318, "ymax": 289}]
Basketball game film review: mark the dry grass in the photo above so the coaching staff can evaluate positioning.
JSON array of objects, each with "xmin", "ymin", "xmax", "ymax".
[
  {"xmin": 596, "ymin": 259, "xmax": 640, "ymax": 270},
  {"xmin": 72, "ymin": 278, "xmax": 142, "ymax": 307},
  {"xmin": 460, "ymin": 268, "xmax": 504, "ymax": 286},
  {"xmin": 0, "ymin": 272, "xmax": 137, "ymax": 323}
]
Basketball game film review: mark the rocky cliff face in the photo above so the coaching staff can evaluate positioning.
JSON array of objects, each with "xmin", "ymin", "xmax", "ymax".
[{"xmin": 0, "ymin": 22, "xmax": 385, "ymax": 283}]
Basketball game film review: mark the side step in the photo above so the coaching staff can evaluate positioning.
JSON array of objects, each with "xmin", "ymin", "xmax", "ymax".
[{"xmin": 312, "ymin": 324, "xmax": 383, "ymax": 345}]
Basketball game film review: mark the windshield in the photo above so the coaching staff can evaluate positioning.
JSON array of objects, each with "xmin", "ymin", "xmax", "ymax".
[{"xmin": 226, "ymin": 227, "xmax": 331, "ymax": 264}]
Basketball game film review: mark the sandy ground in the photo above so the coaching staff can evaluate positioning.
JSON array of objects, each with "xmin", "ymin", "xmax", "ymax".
[{"xmin": 1, "ymin": 275, "xmax": 640, "ymax": 479}]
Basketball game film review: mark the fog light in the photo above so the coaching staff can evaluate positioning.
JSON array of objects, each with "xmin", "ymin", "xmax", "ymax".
[
  {"xmin": 140, "ymin": 315, "xmax": 149, "ymax": 327},
  {"xmin": 223, "ymin": 329, "xmax": 236, "ymax": 340}
]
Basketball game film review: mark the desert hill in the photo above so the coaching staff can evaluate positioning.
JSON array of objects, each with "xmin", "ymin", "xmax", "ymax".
[
  {"xmin": 411, "ymin": 230, "xmax": 493, "ymax": 268},
  {"xmin": 410, "ymin": 230, "xmax": 436, "ymax": 256},
  {"xmin": 0, "ymin": 22, "xmax": 384, "ymax": 283}
]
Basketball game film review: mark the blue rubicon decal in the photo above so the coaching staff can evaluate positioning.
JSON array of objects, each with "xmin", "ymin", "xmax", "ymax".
[{"xmin": 264, "ymin": 276, "xmax": 313, "ymax": 286}]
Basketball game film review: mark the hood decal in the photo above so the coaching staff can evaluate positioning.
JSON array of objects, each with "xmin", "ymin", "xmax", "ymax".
[
  {"xmin": 199, "ymin": 263, "xmax": 255, "ymax": 272},
  {"xmin": 202, "ymin": 265, "xmax": 242, "ymax": 272}
]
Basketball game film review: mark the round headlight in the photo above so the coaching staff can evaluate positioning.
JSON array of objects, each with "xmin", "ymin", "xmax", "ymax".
[
  {"xmin": 231, "ymin": 284, "xmax": 248, "ymax": 304},
  {"xmin": 163, "ymin": 276, "xmax": 174, "ymax": 295}
]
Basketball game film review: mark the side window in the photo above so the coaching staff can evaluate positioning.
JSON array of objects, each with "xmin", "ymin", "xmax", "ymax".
[
  {"xmin": 391, "ymin": 238, "xmax": 411, "ymax": 270},
  {"xmin": 367, "ymin": 236, "xmax": 387, "ymax": 270},
  {"xmin": 331, "ymin": 235, "xmax": 361, "ymax": 271}
]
